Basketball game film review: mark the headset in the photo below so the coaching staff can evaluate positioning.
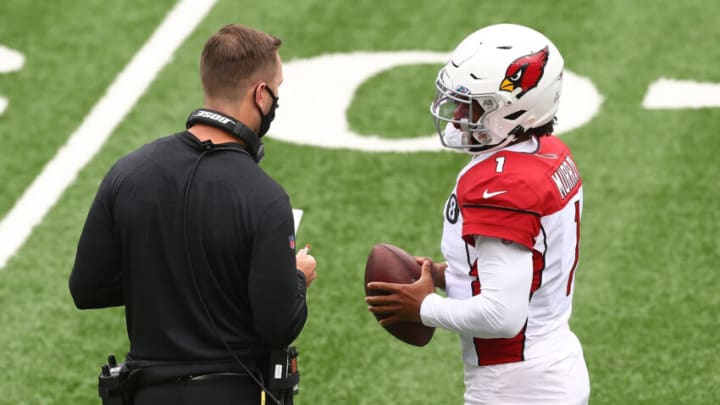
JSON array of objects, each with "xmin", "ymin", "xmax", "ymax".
[{"xmin": 185, "ymin": 108, "xmax": 265, "ymax": 162}]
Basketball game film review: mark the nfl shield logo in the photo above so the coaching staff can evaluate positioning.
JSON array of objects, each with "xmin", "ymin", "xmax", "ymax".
[{"xmin": 288, "ymin": 235, "xmax": 296, "ymax": 250}]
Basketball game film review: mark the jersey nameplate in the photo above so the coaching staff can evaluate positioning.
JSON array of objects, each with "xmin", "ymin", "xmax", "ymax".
[{"xmin": 551, "ymin": 156, "xmax": 580, "ymax": 199}]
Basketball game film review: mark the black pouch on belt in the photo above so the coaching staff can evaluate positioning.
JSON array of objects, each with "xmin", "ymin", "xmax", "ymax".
[
  {"xmin": 98, "ymin": 354, "xmax": 138, "ymax": 405},
  {"xmin": 266, "ymin": 346, "xmax": 300, "ymax": 403}
]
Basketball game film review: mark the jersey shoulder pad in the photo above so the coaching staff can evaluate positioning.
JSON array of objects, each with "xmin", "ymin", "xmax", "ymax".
[
  {"xmin": 457, "ymin": 152, "xmax": 542, "ymax": 215},
  {"xmin": 458, "ymin": 137, "xmax": 582, "ymax": 215}
]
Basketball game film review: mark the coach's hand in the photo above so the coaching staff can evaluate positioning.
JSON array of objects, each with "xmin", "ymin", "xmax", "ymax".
[{"xmin": 296, "ymin": 246, "xmax": 316, "ymax": 287}]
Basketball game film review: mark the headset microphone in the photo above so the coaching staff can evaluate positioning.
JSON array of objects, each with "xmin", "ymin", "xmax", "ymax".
[{"xmin": 185, "ymin": 108, "xmax": 265, "ymax": 162}]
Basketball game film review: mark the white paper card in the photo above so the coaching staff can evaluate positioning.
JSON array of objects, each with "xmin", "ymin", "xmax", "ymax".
[{"xmin": 292, "ymin": 209, "xmax": 303, "ymax": 235}]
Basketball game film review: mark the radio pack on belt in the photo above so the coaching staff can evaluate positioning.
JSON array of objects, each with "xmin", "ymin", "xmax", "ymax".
[
  {"xmin": 266, "ymin": 346, "xmax": 300, "ymax": 403},
  {"xmin": 98, "ymin": 354, "xmax": 134, "ymax": 405}
]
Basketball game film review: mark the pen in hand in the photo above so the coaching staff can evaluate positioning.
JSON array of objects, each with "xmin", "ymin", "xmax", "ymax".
[{"xmin": 297, "ymin": 243, "xmax": 316, "ymax": 286}]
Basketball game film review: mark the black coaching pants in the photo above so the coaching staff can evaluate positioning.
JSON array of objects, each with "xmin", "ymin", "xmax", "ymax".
[{"xmin": 133, "ymin": 373, "xmax": 261, "ymax": 405}]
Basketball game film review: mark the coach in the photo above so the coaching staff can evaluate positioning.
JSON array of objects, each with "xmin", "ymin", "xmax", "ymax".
[{"xmin": 69, "ymin": 24, "xmax": 316, "ymax": 404}]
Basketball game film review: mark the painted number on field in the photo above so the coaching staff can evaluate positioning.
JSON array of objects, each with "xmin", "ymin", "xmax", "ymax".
[
  {"xmin": 642, "ymin": 78, "xmax": 720, "ymax": 109},
  {"xmin": 0, "ymin": 45, "xmax": 26, "ymax": 115}
]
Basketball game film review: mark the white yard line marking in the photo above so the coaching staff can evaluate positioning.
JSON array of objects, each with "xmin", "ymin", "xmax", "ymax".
[{"xmin": 0, "ymin": 0, "xmax": 217, "ymax": 270}]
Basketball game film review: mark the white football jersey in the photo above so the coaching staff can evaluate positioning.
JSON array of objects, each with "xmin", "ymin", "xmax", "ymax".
[{"xmin": 441, "ymin": 135, "xmax": 583, "ymax": 366}]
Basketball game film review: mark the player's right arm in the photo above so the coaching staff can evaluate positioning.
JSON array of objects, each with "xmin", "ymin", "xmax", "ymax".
[
  {"xmin": 420, "ymin": 151, "xmax": 541, "ymax": 338},
  {"xmin": 419, "ymin": 236, "xmax": 532, "ymax": 338}
]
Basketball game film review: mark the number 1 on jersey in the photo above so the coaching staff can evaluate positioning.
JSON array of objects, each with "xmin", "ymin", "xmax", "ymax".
[{"xmin": 495, "ymin": 156, "xmax": 506, "ymax": 173}]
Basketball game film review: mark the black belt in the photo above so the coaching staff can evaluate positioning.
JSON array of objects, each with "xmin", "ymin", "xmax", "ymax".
[
  {"xmin": 125, "ymin": 358, "xmax": 262, "ymax": 390},
  {"xmin": 184, "ymin": 372, "xmax": 252, "ymax": 383}
]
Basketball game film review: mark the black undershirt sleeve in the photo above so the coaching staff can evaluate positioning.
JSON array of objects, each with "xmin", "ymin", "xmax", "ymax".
[
  {"xmin": 69, "ymin": 169, "xmax": 124, "ymax": 309},
  {"xmin": 247, "ymin": 195, "xmax": 308, "ymax": 348}
]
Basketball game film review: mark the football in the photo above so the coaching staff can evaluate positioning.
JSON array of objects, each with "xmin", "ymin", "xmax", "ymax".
[{"xmin": 364, "ymin": 243, "xmax": 435, "ymax": 346}]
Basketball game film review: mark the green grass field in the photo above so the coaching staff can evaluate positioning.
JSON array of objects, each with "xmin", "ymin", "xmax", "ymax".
[{"xmin": 1, "ymin": 0, "xmax": 719, "ymax": 403}]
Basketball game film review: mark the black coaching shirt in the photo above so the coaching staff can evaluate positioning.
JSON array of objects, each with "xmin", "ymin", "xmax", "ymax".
[{"xmin": 69, "ymin": 131, "xmax": 307, "ymax": 362}]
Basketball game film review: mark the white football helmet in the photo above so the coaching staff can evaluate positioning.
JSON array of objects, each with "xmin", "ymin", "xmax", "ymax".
[{"xmin": 430, "ymin": 24, "xmax": 564, "ymax": 153}]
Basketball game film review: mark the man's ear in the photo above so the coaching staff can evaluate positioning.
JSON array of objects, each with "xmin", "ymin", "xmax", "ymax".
[{"xmin": 253, "ymin": 82, "xmax": 266, "ymax": 105}]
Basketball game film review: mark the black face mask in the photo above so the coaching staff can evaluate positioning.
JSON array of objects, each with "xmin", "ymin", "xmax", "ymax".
[{"xmin": 256, "ymin": 86, "xmax": 279, "ymax": 137}]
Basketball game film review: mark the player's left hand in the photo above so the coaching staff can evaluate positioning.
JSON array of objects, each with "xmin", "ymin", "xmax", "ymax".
[
  {"xmin": 416, "ymin": 256, "xmax": 447, "ymax": 290},
  {"xmin": 365, "ymin": 260, "xmax": 435, "ymax": 326}
]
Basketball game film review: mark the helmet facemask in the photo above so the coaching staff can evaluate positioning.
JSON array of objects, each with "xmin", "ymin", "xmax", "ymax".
[{"xmin": 430, "ymin": 70, "xmax": 514, "ymax": 153}]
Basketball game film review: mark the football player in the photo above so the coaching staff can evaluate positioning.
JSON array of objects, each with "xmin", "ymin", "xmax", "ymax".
[{"xmin": 366, "ymin": 23, "xmax": 590, "ymax": 404}]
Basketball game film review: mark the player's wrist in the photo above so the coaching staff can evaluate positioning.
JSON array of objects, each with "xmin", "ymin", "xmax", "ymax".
[
  {"xmin": 419, "ymin": 293, "xmax": 441, "ymax": 326},
  {"xmin": 431, "ymin": 262, "xmax": 447, "ymax": 290}
]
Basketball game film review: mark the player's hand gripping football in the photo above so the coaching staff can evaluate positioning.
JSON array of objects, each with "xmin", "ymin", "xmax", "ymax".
[
  {"xmin": 365, "ymin": 259, "xmax": 435, "ymax": 326},
  {"xmin": 417, "ymin": 257, "xmax": 447, "ymax": 290}
]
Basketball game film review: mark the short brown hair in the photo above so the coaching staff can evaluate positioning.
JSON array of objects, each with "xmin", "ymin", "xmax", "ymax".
[{"xmin": 200, "ymin": 24, "xmax": 281, "ymax": 100}]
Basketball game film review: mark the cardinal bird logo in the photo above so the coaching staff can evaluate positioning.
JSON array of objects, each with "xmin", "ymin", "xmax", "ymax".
[{"xmin": 499, "ymin": 46, "xmax": 549, "ymax": 99}]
